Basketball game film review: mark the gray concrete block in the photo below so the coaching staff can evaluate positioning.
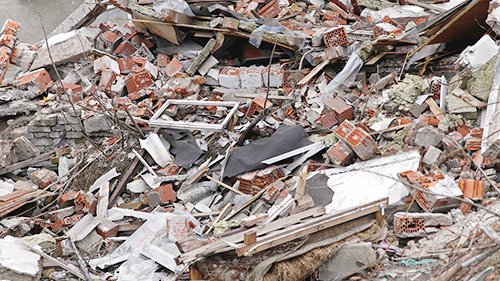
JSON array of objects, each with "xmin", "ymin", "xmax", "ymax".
[
  {"xmin": 414, "ymin": 127, "xmax": 441, "ymax": 148},
  {"xmin": 30, "ymin": 138, "xmax": 54, "ymax": 147},
  {"xmin": 32, "ymin": 114, "xmax": 58, "ymax": 126},
  {"xmin": 82, "ymin": 115, "xmax": 112, "ymax": 133},
  {"xmin": 27, "ymin": 125, "xmax": 51, "ymax": 133},
  {"xmin": 423, "ymin": 146, "xmax": 442, "ymax": 165},
  {"xmin": 34, "ymin": 133, "xmax": 49, "ymax": 138}
]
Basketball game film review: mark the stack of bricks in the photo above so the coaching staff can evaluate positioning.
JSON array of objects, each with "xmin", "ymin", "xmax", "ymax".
[
  {"xmin": 0, "ymin": 19, "xmax": 20, "ymax": 85},
  {"xmin": 21, "ymin": 111, "xmax": 83, "ymax": 153}
]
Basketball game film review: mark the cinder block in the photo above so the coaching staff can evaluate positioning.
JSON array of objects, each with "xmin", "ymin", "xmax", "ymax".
[
  {"xmin": 327, "ymin": 141, "xmax": 355, "ymax": 166},
  {"xmin": 423, "ymin": 146, "xmax": 442, "ymax": 165},
  {"xmin": 240, "ymin": 66, "xmax": 264, "ymax": 89},
  {"xmin": 414, "ymin": 127, "xmax": 441, "ymax": 148},
  {"xmin": 394, "ymin": 212, "xmax": 452, "ymax": 238},
  {"xmin": 219, "ymin": 67, "xmax": 241, "ymax": 89}
]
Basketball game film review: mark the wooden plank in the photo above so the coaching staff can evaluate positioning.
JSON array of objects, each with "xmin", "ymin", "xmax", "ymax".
[
  {"xmin": 180, "ymin": 206, "xmax": 325, "ymax": 263},
  {"xmin": 206, "ymin": 175, "xmax": 245, "ymax": 195},
  {"xmin": 365, "ymin": 52, "xmax": 387, "ymax": 66},
  {"xmin": 290, "ymin": 194, "xmax": 314, "ymax": 215},
  {"xmin": 297, "ymin": 59, "xmax": 330, "ymax": 85},
  {"xmin": 0, "ymin": 187, "xmax": 34, "ymax": 202},
  {"xmin": 236, "ymin": 198, "xmax": 388, "ymax": 256},
  {"xmin": 244, "ymin": 232, "xmax": 257, "ymax": 244},
  {"xmin": 222, "ymin": 185, "xmax": 271, "ymax": 222},
  {"xmin": 425, "ymin": 97, "xmax": 444, "ymax": 120},
  {"xmin": 0, "ymin": 149, "xmax": 57, "ymax": 175}
]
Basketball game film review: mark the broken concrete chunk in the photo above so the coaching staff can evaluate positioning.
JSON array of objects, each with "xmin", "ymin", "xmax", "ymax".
[{"xmin": 30, "ymin": 29, "xmax": 93, "ymax": 71}]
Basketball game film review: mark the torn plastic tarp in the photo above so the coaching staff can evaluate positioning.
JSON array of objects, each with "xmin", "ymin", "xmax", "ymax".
[
  {"xmin": 153, "ymin": 0, "xmax": 195, "ymax": 17},
  {"xmin": 223, "ymin": 125, "xmax": 312, "ymax": 178},
  {"xmin": 249, "ymin": 21, "xmax": 303, "ymax": 49},
  {"xmin": 321, "ymin": 48, "xmax": 363, "ymax": 100},
  {"xmin": 316, "ymin": 148, "xmax": 421, "ymax": 213}
]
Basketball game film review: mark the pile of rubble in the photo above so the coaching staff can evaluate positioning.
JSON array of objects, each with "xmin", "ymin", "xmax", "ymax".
[{"xmin": 3, "ymin": 0, "xmax": 500, "ymax": 280}]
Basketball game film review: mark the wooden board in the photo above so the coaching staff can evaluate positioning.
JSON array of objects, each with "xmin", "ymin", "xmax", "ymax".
[
  {"xmin": 235, "ymin": 198, "xmax": 388, "ymax": 256},
  {"xmin": 179, "ymin": 206, "xmax": 325, "ymax": 263}
]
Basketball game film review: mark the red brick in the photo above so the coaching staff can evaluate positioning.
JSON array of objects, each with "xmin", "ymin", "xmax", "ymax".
[
  {"xmin": 59, "ymin": 191, "xmax": 78, "ymax": 208},
  {"xmin": 325, "ymin": 97, "xmax": 352, "ymax": 122},
  {"xmin": 130, "ymin": 33, "xmax": 154, "ymax": 49},
  {"xmin": 1, "ymin": 19, "xmax": 20, "ymax": 35},
  {"xmin": 13, "ymin": 69, "xmax": 53, "ymax": 95},
  {"xmin": 323, "ymin": 27, "xmax": 348, "ymax": 48},
  {"xmin": 116, "ymin": 23, "xmax": 137, "ymax": 40},
  {"xmin": 125, "ymin": 71, "xmax": 153, "ymax": 94},
  {"xmin": 258, "ymin": 0, "xmax": 280, "ymax": 18},
  {"xmin": 118, "ymin": 57, "xmax": 133, "ymax": 74},
  {"xmin": 75, "ymin": 192, "xmax": 97, "ymax": 215},
  {"xmin": 327, "ymin": 141, "xmax": 355, "ymax": 165},
  {"xmin": 157, "ymin": 54, "xmax": 170, "ymax": 68},
  {"xmin": 161, "ymin": 9, "xmax": 193, "ymax": 25},
  {"xmin": 165, "ymin": 57, "xmax": 183, "ymax": 77},
  {"xmin": 31, "ymin": 168, "xmax": 58, "ymax": 188},
  {"xmin": 114, "ymin": 41, "xmax": 137, "ymax": 57}
]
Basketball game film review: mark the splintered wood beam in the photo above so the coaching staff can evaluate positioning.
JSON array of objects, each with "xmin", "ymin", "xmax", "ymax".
[{"xmin": 186, "ymin": 38, "xmax": 217, "ymax": 76}]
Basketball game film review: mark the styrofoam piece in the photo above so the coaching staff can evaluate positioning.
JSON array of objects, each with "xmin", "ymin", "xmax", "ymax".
[
  {"xmin": 321, "ymin": 148, "xmax": 421, "ymax": 213},
  {"xmin": 0, "ymin": 236, "xmax": 41, "ymax": 277}
]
